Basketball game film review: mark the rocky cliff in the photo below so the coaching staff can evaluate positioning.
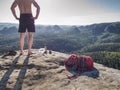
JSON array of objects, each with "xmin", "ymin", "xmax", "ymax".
[{"xmin": 0, "ymin": 49, "xmax": 120, "ymax": 90}]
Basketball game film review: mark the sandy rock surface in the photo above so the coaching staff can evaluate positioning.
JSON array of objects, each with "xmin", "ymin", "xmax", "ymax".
[{"xmin": 0, "ymin": 49, "xmax": 120, "ymax": 90}]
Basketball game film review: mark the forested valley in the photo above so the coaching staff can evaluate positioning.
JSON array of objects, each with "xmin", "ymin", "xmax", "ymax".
[{"xmin": 0, "ymin": 22, "xmax": 120, "ymax": 69}]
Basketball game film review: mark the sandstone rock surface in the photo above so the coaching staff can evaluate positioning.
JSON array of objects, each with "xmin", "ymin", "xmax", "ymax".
[{"xmin": 0, "ymin": 49, "xmax": 120, "ymax": 90}]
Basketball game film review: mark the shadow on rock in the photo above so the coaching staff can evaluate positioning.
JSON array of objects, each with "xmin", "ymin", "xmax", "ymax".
[
  {"xmin": 80, "ymin": 68, "xmax": 99, "ymax": 78},
  {"xmin": 66, "ymin": 67, "xmax": 99, "ymax": 79}
]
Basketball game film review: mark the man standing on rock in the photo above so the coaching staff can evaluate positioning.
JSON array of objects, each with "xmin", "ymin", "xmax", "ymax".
[{"xmin": 11, "ymin": 0, "xmax": 40, "ymax": 55}]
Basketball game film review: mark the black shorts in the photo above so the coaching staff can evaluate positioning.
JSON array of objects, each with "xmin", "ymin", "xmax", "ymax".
[{"xmin": 18, "ymin": 14, "xmax": 35, "ymax": 33}]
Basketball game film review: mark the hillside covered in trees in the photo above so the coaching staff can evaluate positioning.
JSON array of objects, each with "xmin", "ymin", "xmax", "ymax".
[{"xmin": 0, "ymin": 22, "xmax": 120, "ymax": 69}]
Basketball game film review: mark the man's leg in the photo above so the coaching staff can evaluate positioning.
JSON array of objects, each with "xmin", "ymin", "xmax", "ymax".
[
  {"xmin": 20, "ymin": 33, "xmax": 25, "ymax": 54},
  {"xmin": 28, "ymin": 32, "xmax": 34, "ymax": 54}
]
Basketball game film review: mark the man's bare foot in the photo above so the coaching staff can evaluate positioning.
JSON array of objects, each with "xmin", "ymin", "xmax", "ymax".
[
  {"xmin": 28, "ymin": 51, "xmax": 35, "ymax": 56},
  {"xmin": 20, "ymin": 51, "xmax": 24, "ymax": 55}
]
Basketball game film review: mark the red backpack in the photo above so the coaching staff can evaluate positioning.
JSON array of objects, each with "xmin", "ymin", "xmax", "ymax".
[
  {"xmin": 64, "ymin": 54, "xmax": 94, "ymax": 72},
  {"xmin": 77, "ymin": 55, "xmax": 94, "ymax": 72}
]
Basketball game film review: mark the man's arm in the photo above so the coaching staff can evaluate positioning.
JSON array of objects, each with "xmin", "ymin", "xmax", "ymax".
[
  {"xmin": 11, "ymin": 1, "xmax": 19, "ymax": 20},
  {"xmin": 33, "ymin": 0, "xmax": 40, "ymax": 20}
]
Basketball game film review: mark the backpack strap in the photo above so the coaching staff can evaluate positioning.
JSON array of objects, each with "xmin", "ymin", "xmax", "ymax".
[
  {"xmin": 64, "ymin": 57, "xmax": 79, "ymax": 79},
  {"xmin": 80, "ymin": 55, "xmax": 89, "ymax": 72},
  {"xmin": 80, "ymin": 56, "xmax": 85, "ymax": 72},
  {"xmin": 71, "ymin": 57, "xmax": 78, "ymax": 71}
]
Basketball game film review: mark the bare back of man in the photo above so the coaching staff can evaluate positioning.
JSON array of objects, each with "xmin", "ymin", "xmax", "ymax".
[
  {"xmin": 12, "ymin": 0, "xmax": 40, "ymax": 19},
  {"xmin": 15, "ymin": 0, "xmax": 33, "ymax": 14}
]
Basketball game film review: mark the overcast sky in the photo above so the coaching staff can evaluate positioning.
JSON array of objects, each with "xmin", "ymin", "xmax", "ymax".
[{"xmin": 0, "ymin": 0, "xmax": 120, "ymax": 25}]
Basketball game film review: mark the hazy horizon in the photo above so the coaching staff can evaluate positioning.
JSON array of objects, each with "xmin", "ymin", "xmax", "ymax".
[
  {"xmin": 0, "ymin": 0, "xmax": 120, "ymax": 25},
  {"xmin": 0, "ymin": 21, "xmax": 120, "ymax": 26}
]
